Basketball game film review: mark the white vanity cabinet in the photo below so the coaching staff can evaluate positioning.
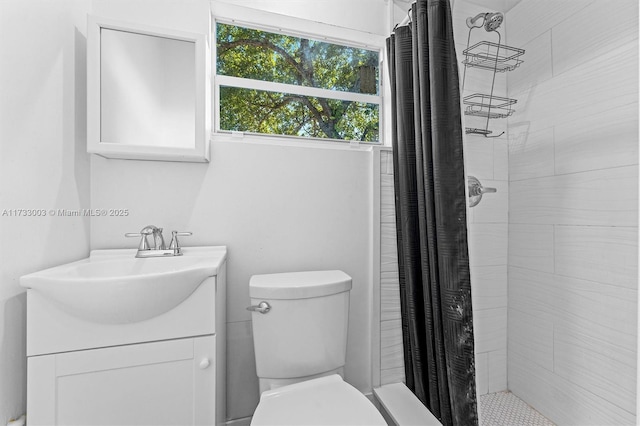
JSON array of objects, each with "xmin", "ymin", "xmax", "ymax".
[{"xmin": 22, "ymin": 247, "xmax": 227, "ymax": 426}]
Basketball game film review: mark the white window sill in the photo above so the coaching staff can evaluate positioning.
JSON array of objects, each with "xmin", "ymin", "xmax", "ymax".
[{"xmin": 210, "ymin": 131, "xmax": 383, "ymax": 152}]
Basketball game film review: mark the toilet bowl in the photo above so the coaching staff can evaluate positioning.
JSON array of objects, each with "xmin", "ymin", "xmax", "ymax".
[
  {"xmin": 248, "ymin": 270, "xmax": 386, "ymax": 425},
  {"xmin": 251, "ymin": 374, "xmax": 386, "ymax": 426}
]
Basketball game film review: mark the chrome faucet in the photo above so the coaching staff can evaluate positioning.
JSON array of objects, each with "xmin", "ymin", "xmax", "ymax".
[
  {"xmin": 145, "ymin": 225, "xmax": 165, "ymax": 250},
  {"xmin": 126, "ymin": 225, "xmax": 191, "ymax": 258}
]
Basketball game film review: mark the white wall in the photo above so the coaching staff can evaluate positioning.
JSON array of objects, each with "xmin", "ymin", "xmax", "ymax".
[
  {"xmin": 90, "ymin": 0, "xmax": 388, "ymax": 421},
  {"xmin": 506, "ymin": 1, "xmax": 638, "ymax": 424},
  {"xmin": 0, "ymin": 0, "xmax": 389, "ymax": 422},
  {"xmin": 228, "ymin": 0, "xmax": 389, "ymax": 35},
  {"xmin": 90, "ymin": 141, "xmax": 375, "ymax": 419},
  {"xmin": 0, "ymin": 0, "xmax": 92, "ymax": 422}
]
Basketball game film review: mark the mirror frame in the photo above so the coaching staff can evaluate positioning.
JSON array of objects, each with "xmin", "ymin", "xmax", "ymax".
[{"xmin": 87, "ymin": 16, "xmax": 210, "ymax": 162}]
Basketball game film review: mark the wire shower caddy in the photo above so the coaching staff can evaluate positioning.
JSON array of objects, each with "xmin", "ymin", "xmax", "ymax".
[
  {"xmin": 463, "ymin": 41, "xmax": 524, "ymax": 73},
  {"xmin": 461, "ymin": 25, "xmax": 525, "ymax": 137}
]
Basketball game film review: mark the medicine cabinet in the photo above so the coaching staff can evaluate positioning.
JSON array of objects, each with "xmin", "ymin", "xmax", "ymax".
[{"xmin": 87, "ymin": 16, "xmax": 210, "ymax": 162}]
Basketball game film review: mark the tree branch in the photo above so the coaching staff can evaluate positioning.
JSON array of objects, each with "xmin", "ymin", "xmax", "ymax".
[{"xmin": 218, "ymin": 39, "xmax": 307, "ymax": 84}]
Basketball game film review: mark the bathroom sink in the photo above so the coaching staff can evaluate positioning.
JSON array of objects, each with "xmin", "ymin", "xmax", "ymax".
[{"xmin": 20, "ymin": 246, "xmax": 226, "ymax": 324}]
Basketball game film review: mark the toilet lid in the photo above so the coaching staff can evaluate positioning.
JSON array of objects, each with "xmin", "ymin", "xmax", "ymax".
[{"xmin": 251, "ymin": 375, "xmax": 387, "ymax": 426}]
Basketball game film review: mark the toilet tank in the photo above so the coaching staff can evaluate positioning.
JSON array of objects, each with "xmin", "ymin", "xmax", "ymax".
[{"xmin": 249, "ymin": 271, "xmax": 352, "ymax": 391}]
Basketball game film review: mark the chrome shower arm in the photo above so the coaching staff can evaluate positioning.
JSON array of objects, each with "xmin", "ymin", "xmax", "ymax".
[
  {"xmin": 466, "ymin": 13, "xmax": 487, "ymax": 29},
  {"xmin": 466, "ymin": 12, "xmax": 504, "ymax": 32}
]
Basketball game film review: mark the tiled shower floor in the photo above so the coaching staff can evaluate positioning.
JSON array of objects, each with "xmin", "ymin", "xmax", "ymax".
[{"xmin": 480, "ymin": 392, "xmax": 555, "ymax": 426}]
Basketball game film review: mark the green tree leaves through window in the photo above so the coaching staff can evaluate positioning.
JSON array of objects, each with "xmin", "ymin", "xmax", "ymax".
[{"xmin": 216, "ymin": 23, "xmax": 380, "ymax": 142}]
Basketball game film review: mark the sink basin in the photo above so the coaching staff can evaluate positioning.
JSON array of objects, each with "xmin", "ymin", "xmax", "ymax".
[{"xmin": 20, "ymin": 246, "xmax": 227, "ymax": 324}]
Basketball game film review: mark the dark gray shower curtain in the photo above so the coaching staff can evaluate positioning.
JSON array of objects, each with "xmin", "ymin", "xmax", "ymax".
[{"xmin": 386, "ymin": 1, "xmax": 478, "ymax": 425}]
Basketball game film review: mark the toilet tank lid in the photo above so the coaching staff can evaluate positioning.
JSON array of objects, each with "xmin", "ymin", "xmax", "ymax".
[{"xmin": 249, "ymin": 270, "xmax": 352, "ymax": 299}]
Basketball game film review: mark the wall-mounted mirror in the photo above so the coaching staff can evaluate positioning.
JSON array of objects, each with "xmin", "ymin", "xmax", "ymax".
[{"xmin": 88, "ymin": 16, "xmax": 210, "ymax": 162}]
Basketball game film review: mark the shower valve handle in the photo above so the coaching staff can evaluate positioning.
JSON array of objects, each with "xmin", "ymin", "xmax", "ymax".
[{"xmin": 468, "ymin": 176, "xmax": 497, "ymax": 207}]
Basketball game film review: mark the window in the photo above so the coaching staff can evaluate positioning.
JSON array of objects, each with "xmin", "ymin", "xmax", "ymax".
[{"xmin": 213, "ymin": 5, "xmax": 384, "ymax": 144}]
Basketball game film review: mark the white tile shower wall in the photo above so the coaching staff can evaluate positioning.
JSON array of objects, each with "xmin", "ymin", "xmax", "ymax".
[
  {"xmin": 379, "ymin": 150, "xmax": 405, "ymax": 386},
  {"xmin": 455, "ymin": 0, "xmax": 510, "ymax": 396},
  {"xmin": 506, "ymin": 0, "xmax": 639, "ymax": 424}
]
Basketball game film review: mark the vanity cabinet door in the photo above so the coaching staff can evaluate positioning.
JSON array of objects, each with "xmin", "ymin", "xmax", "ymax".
[{"xmin": 27, "ymin": 336, "xmax": 216, "ymax": 426}]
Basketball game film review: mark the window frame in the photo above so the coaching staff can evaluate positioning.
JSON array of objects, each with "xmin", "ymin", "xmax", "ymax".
[{"xmin": 210, "ymin": 2, "xmax": 387, "ymax": 145}]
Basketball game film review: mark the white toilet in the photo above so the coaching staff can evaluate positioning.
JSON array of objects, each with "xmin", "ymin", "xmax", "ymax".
[{"xmin": 248, "ymin": 270, "xmax": 387, "ymax": 426}]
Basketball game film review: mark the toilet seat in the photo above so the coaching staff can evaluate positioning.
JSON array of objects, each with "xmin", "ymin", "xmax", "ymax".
[{"xmin": 250, "ymin": 374, "xmax": 387, "ymax": 426}]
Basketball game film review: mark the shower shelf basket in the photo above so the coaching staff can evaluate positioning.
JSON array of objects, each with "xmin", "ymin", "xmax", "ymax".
[
  {"xmin": 465, "ymin": 128, "xmax": 493, "ymax": 136},
  {"xmin": 462, "ymin": 41, "xmax": 525, "ymax": 72},
  {"xmin": 463, "ymin": 93, "xmax": 516, "ymax": 119}
]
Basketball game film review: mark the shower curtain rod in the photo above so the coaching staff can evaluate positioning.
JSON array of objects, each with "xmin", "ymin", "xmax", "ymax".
[
  {"xmin": 395, "ymin": 0, "xmax": 456, "ymax": 28},
  {"xmin": 398, "ymin": 12, "xmax": 411, "ymax": 27}
]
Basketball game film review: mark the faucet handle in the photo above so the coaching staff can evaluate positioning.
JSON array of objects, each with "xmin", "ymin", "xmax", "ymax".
[
  {"xmin": 169, "ymin": 231, "xmax": 192, "ymax": 255},
  {"xmin": 125, "ymin": 232, "xmax": 151, "ymax": 250}
]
